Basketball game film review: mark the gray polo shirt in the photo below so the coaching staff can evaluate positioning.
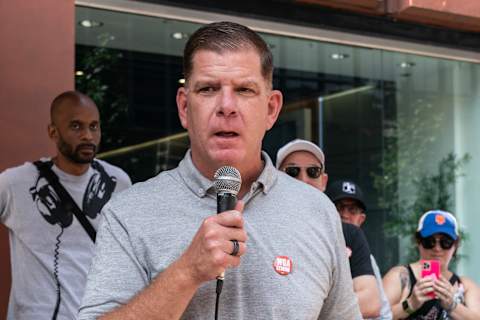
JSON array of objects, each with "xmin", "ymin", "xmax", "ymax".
[{"xmin": 79, "ymin": 151, "xmax": 361, "ymax": 319}]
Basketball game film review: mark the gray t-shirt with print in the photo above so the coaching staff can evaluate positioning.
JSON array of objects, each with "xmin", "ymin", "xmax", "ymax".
[
  {"xmin": 0, "ymin": 159, "xmax": 131, "ymax": 320},
  {"xmin": 79, "ymin": 151, "xmax": 361, "ymax": 319}
]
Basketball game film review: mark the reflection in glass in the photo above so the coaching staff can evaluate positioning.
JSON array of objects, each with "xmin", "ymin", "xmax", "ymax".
[{"xmin": 75, "ymin": 5, "xmax": 480, "ymax": 276}]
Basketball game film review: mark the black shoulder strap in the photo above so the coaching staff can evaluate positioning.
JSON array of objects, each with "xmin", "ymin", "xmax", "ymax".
[
  {"xmin": 406, "ymin": 264, "xmax": 417, "ymax": 297},
  {"xmin": 33, "ymin": 161, "xmax": 96, "ymax": 242},
  {"xmin": 450, "ymin": 272, "xmax": 461, "ymax": 285},
  {"xmin": 91, "ymin": 159, "xmax": 106, "ymax": 174}
]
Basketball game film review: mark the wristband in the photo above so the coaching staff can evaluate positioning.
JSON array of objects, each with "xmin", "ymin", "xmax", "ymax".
[
  {"xmin": 402, "ymin": 299, "xmax": 415, "ymax": 315},
  {"xmin": 446, "ymin": 300, "xmax": 458, "ymax": 313}
]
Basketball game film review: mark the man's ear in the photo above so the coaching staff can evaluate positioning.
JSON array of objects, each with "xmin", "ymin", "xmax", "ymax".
[
  {"xmin": 320, "ymin": 173, "xmax": 329, "ymax": 192},
  {"xmin": 266, "ymin": 90, "xmax": 283, "ymax": 131},
  {"xmin": 358, "ymin": 213, "xmax": 366, "ymax": 226},
  {"xmin": 176, "ymin": 87, "xmax": 188, "ymax": 129},
  {"xmin": 47, "ymin": 124, "xmax": 57, "ymax": 141}
]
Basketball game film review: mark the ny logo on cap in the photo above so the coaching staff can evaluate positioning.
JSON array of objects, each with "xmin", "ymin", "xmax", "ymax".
[
  {"xmin": 435, "ymin": 214, "xmax": 446, "ymax": 225},
  {"xmin": 342, "ymin": 182, "xmax": 356, "ymax": 194}
]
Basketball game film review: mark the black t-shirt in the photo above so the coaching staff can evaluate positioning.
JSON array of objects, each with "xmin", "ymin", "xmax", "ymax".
[{"xmin": 342, "ymin": 222, "xmax": 374, "ymax": 278}]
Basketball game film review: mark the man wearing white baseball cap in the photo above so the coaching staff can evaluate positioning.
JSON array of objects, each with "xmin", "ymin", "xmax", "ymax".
[
  {"xmin": 276, "ymin": 139, "xmax": 328, "ymax": 192},
  {"xmin": 277, "ymin": 139, "xmax": 383, "ymax": 319}
]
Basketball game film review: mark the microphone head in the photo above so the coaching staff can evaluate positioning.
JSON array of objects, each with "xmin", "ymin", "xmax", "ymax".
[{"xmin": 213, "ymin": 166, "xmax": 242, "ymax": 196}]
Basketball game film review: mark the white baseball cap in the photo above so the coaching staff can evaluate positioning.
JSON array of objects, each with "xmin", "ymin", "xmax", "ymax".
[{"xmin": 276, "ymin": 139, "xmax": 325, "ymax": 169}]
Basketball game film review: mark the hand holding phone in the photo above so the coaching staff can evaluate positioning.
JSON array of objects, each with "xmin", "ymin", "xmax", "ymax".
[{"xmin": 421, "ymin": 259, "xmax": 440, "ymax": 298}]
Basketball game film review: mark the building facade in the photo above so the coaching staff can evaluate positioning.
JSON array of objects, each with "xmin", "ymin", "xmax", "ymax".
[{"xmin": 1, "ymin": 0, "xmax": 479, "ymax": 317}]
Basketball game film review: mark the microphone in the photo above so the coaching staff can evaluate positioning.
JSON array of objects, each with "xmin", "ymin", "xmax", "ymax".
[
  {"xmin": 213, "ymin": 166, "xmax": 242, "ymax": 219},
  {"xmin": 213, "ymin": 166, "xmax": 242, "ymax": 318},
  {"xmin": 213, "ymin": 166, "xmax": 242, "ymax": 280}
]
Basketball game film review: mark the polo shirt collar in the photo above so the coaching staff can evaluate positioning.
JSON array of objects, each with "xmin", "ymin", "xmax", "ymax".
[
  {"xmin": 255, "ymin": 151, "xmax": 277, "ymax": 195},
  {"xmin": 177, "ymin": 150, "xmax": 214, "ymax": 198},
  {"xmin": 176, "ymin": 150, "xmax": 278, "ymax": 198}
]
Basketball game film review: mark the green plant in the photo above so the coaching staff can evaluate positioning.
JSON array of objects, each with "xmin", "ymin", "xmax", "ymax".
[
  {"xmin": 75, "ymin": 33, "xmax": 129, "ymax": 151},
  {"xmin": 374, "ymin": 152, "xmax": 470, "ymax": 263}
]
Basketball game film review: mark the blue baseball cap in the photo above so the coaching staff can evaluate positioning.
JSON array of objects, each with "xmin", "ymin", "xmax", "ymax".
[{"xmin": 417, "ymin": 210, "xmax": 459, "ymax": 240}]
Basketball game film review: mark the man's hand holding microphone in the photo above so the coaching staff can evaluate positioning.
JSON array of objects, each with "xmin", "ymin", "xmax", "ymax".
[{"xmin": 179, "ymin": 199, "xmax": 247, "ymax": 285}]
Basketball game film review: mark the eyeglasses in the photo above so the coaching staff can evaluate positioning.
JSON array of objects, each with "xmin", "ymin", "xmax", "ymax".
[
  {"xmin": 284, "ymin": 165, "xmax": 323, "ymax": 179},
  {"xmin": 420, "ymin": 236, "xmax": 455, "ymax": 250},
  {"xmin": 336, "ymin": 203, "xmax": 363, "ymax": 215}
]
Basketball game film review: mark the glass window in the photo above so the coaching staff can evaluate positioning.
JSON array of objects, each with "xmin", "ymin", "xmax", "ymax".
[{"xmin": 75, "ymin": 6, "xmax": 480, "ymax": 277}]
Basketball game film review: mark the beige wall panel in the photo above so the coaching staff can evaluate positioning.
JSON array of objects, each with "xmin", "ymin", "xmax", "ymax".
[
  {"xmin": 391, "ymin": 0, "xmax": 480, "ymax": 32},
  {"xmin": 297, "ymin": 0, "xmax": 384, "ymax": 14},
  {"xmin": 397, "ymin": 0, "xmax": 480, "ymax": 17}
]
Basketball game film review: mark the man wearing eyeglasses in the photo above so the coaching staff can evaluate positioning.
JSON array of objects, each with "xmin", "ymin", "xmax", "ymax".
[
  {"xmin": 276, "ymin": 139, "xmax": 382, "ymax": 319},
  {"xmin": 327, "ymin": 180, "xmax": 393, "ymax": 320}
]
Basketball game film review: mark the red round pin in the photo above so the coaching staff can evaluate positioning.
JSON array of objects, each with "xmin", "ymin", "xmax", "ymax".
[{"xmin": 273, "ymin": 256, "xmax": 293, "ymax": 275}]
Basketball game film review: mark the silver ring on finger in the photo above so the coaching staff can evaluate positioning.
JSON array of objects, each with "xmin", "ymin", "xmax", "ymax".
[{"xmin": 230, "ymin": 240, "xmax": 240, "ymax": 256}]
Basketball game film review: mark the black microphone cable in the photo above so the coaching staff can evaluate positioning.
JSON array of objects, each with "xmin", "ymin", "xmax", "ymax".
[
  {"xmin": 215, "ymin": 276, "xmax": 224, "ymax": 320},
  {"xmin": 214, "ymin": 192, "xmax": 235, "ymax": 320},
  {"xmin": 51, "ymin": 227, "xmax": 64, "ymax": 320}
]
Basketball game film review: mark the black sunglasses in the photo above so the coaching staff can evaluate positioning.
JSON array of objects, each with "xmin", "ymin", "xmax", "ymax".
[
  {"xmin": 420, "ymin": 235, "xmax": 455, "ymax": 250},
  {"xmin": 284, "ymin": 166, "xmax": 323, "ymax": 179}
]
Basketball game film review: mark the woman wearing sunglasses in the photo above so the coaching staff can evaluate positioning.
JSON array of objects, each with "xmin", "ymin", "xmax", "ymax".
[{"xmin": 383, "ymin": 210, "xmax": 480, "ymax": 319}]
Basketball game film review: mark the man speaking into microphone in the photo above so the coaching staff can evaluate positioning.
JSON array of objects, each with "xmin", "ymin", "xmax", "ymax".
[{"xmin": 79, "ymin": 21, "xmax": 360, "ymax": 320}]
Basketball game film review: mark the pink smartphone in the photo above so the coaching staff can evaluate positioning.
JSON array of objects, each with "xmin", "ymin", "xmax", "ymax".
[{"xmin": 421, "ymin": 259, "xmax": 440, "ymax": 298}]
